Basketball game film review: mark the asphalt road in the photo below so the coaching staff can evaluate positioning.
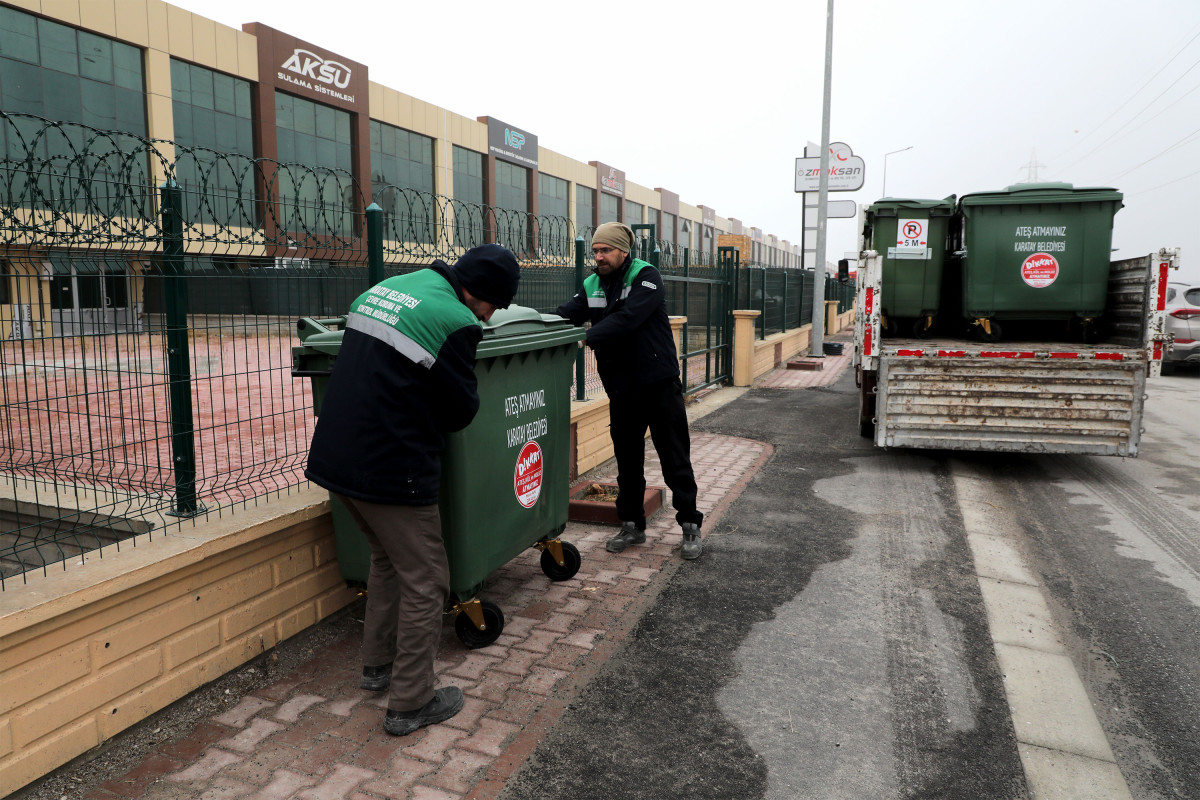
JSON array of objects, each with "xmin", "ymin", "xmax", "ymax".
[
  {"xmin": 501, "ymin": 370, "xmax": 1028, "ymax": 800},
  {"xmin": 501, "ymin": 366, "xmax": 1200, "ymax": 800}
]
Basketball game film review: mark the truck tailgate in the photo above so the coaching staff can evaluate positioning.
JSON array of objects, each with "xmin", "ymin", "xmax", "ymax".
[{"xmin": 875, "ymin": 356, "xmax": 1147, "ymax": 456}]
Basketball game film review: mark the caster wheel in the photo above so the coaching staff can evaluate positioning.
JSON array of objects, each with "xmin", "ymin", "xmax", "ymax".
[
  {"xmin": 455, "ymin": 600, "xmax": 504, "ymax": 649},
  {"xmin": 540, "ymin": 541, "xmax": 581, "ymax": 581},
  {"xmin": 977, "ymin": 320, "xmax": 1002, "ymax": 343},
  {"xmin": 912, "ymin": 318, "xmax": 935, "ymax": 339}
]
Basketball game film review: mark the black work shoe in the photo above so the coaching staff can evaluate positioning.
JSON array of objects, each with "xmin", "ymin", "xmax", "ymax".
[
  {"xmin": 681, "ymin": 523, "xmax": 703, "ymax": 560},
  {"xmin": 605, "ymin": 521, "xmax": 646, "ymax": 553},
  {"xmin": 360, "ymin": 664, "xmax": 392, "ymax": 692},
  {"xmin": 384, "ymin": 687, "xmax": 465, "ymax": 736}
]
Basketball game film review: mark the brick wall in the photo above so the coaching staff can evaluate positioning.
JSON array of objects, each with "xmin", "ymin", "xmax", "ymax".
[{"xmin": 0, "ymin": 488, "xmax": 358, "ymax": 794}]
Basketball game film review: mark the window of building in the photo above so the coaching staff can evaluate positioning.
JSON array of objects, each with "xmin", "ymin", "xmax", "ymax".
[
  {"xmin": 662, "ymin": 211, "xmax": 676, "ymax": 246},
  {"xmin": 370, "ymin": 120, "xmax": 435, "ymax": 243},
  {"xmin": 576, "ymin": 185, "xmax": 595, "ymax": 241},
  {"xmin": 452, "ymin": 145, "xmax": 485, "ymax": 248},
  {"xmin": 600, "ymin": 192, "xmax": 619, "ymax": 225},
  {"xmin": 0, "ymin": 7, "xmax": 148, "ymax": 215},
  {"xmin": 170, "ymin": 59, "xmax": 254, "ymax": 226},
  {"xmin": 538, "ymin": 173, "xmax": 568, "ymax": 219},
  {"xmin": 646, "ymin": 207, "xmax": 660, "ymax": 238},
  {"xmin": 495, "ymin": 160, "xmax": 530, "ymax": 254},
  {"xmin": 625, "ymin": 200, "xmax": 643, "ymax": 226},
  {"xmin": 274, "ymin": 91, "xmax": 353, "ymax": 237}
]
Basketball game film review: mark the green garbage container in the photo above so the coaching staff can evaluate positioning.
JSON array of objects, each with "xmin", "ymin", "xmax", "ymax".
[
  {"xmin": 863, "ymin": 196, "xmax": 955, "ymax": 337},
  {"xmin": 957, "ymin": 182, "xmax": 1123, "ymax": 340},
  {"xmin": 292, "ymin": 305, "xmax": 586, "ymax": 648}
]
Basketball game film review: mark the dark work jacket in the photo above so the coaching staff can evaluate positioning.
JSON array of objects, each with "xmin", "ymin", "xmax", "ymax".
[
  {"xmin": 305, "ymin": 262, "xmax": 482, "ymax": 505},
  {"xmin": 555, "ymin": 256, "xmax": 679, "ymax": 398}
]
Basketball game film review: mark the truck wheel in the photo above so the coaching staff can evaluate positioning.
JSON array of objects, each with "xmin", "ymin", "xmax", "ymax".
[{"xmin": 455, "ymin": 600, "xmax": 504, "ymax": 649}]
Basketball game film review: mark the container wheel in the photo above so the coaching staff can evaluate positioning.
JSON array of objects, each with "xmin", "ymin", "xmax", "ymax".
[
  {"xmin": 455, "ymin": 600, "xmax": 504, "ymax": 649},
  {"xmin": 540, "ymin": 541, "xmax": 581, "ymax": 581},
  {"xmin": 912, "ymin": 317, "xmax": 935, "ymax": 339},
  {"xmin": 976, "ymin": 320, "xmax": 1002, "ymax": 343}
]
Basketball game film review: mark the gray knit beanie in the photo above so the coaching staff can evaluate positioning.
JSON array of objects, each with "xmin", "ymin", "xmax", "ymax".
[{"xmin": 591, "ymin": 222, "xmax": 635, "ymax": 253}]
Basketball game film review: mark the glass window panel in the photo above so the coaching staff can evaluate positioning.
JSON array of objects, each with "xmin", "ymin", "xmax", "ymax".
[
  {"xmin": 214, "ymin": 112, "xmax": 238, "ymax": 152},
  {"xmin": 38, "ymin": 19, "xmax": 78, "ymax": 76},
  {"xmin": 81, "ymin": 79, "xmax": 115, "ymax": 127},
  {"xmin": 315, "ymin": 137, "xmax": 336, "ymax": 170},
  {"xmin": 600, "ymin": 192, "xmax": 618, "ymax": 224},
  {"xmin": 1, "ymin": 57, "xmax": 43, "ymax": 113},
  {"xmin": 274, "ymin": 91, "xmax": 293, "ymax": 129},
  {"xmin": 234, "ymin": 80, "xmax": 251, "ymax": 117},
  {"xmin": 114, "ymin": 87, "xmax": 145, "ymax": 134},
  {"xmin": 189, "ymin": 63, "xmax": 213, "ymax": 110},
  {"xmin": 172, "ymin": 100, "xmax": 193, "ymax": 142},
  {"xmin": 276, "ymin": 128, "xmax": 295, "ymax": 162},
  {"xmin": 42, "ymin": 70, "xmax": 81, "ymax": 121},
  {"xmin": 625, "ymin": 200, "xmax": 642, "ymax": 224},
  {"xmin": 314, "ymin": 103, "xmax": 335, "ymax": 140},
  {"xmin": 334, "ymin": 111, "xmax": 351, "ymax": 144},
  {"xmin": 113, "ymin": 42, "xmax": 142, "ymax": 91},
  {"xmin": 335, "ymin": 144, "xmax": 351, "ymax": 173},
  {"xmin": 212, "ymin": 70, "xmax": 235, "ymax": 115},
  {"xmin": 192, "ymin": 106, "xmax": 216, "ymax": 147},
  {"xmin": 292, "ymin": 96, "xmax": 315, "ymax": 135},
  {"xmin": 0, "ymin": 8, "xmax": 39, "ymax": 64},
  {"xmin": 170, "ymin": 57, "xmax": 190, "ymax": 103},
  {"xmin": 236, "ymin": 118, "xmax": 254, "ymax": 156},
  {"xmin": 293, "ymin": 134, "xmax": 316, "ymax": 165},
  {"xmin": 78, "ymin": 32, "xmax": 112, "ymax": 83}
]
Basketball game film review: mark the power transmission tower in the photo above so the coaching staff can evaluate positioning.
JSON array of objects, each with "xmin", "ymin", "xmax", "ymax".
[{"xmin": 1020, "ymin": 149, "xmax": 1047, "ymax": 182}]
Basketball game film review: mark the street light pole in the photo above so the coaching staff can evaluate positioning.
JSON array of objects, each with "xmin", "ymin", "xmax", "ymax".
[
  {"xmin": 881, "ymin": 146, "xmax": 913, "ymax": 198},
  {"xmin": 810, "ymin": 0, "xmax": 835, "ymax": 359}
]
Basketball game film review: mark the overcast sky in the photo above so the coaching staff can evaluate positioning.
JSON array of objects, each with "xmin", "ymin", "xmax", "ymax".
[{"xmin": 172, "ymin": 0, "xmax": 1200, "ymax": 283}]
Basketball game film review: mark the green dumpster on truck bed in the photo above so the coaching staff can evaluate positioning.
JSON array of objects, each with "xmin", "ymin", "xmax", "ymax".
[
  {"xmin": 292, "ymin": 305, "xmax": 586, "ymax": 648},
  {"xmin": 957, "ymin": 183, "xmax": 1123, "ymax": 338},
  {"xmin": 863, "ymin": 196, "xmax": 955, "ymax": 337}
]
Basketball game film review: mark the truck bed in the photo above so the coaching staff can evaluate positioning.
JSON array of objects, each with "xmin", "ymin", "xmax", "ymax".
[
  {"xmin": 874, "ymin": 352, "xmax": 1146, "ymax": 456},
  {"xmin": 856, "ymin": 251, "xmax": 1171, "ymax": 457}
]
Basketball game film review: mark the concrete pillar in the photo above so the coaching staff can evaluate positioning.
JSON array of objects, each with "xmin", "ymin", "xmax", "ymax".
[
  {"xmin": 669, "ymin": 315, "xmax": 686, "ymax": 358},
  {"xmin": 825, "ymin": 300, "xmax": 839, "ymax": 335},
  {"xmin": 732, "ymin": 310, "xmax": 761, "ymax": 387}
]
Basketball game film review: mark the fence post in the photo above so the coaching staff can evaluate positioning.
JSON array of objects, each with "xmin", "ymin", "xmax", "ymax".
[
  {"xmin": 366, "ymin": 202, "xmax": 384, "ymax": 287},
  {"xmin": 574, "ymin": 236, "xmax": 586, "ymax": 401},
  {"xmin": 160, "ymin": 180, "xmax": 203, "ymax": 517}
]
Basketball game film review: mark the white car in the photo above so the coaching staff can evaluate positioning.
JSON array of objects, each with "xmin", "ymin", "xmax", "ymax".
[{"xmin": 1163, "ymin": 282, "xmax": 1200, "ymax": 373}]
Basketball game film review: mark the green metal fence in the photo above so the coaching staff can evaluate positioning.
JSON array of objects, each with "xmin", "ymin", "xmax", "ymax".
[{"xmin": 0, "ymin": 112, "xmax": 847, "ymax": 586}]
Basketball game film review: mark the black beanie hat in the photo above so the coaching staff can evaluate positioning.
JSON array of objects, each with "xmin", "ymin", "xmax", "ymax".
[{"xmin": 453, "ymin": 244, "xmax": 521, "ymax": 309}]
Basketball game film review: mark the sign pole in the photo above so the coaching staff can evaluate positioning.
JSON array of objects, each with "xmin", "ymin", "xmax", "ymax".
[{"xmin": 811, "ymin": 0, "xmax": 835, "ymax": 358}]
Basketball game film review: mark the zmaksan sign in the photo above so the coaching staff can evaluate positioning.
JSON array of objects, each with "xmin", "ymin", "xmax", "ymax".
[
  {"xmin": 486, "ymin": 118, "xmax": 538, "ymax": 169},
  {"xmin": 794, "ymin": 142, "xmax": 866, "ymax": 192}
]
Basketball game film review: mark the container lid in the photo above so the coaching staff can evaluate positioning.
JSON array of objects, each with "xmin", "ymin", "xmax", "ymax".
[
  {"xmin": 866, "ymin": 196, "xmax": 956, "ymax": 216},
  {"xmin": 480, "ymin": 304, "xmax": 576, "ymax": 338},
  {"xmin": 959, "ymin": 182, "xmax": 1123, "ymax": 207}
]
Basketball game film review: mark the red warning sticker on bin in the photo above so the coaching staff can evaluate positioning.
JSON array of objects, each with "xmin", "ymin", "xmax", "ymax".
[
  {"xmin": 514, "ymin": 440, "xmax": 543, "ymax": 508},
  {"xmin": 1021, "ymin": 253, "xmax": 1059, "ymax": 288}
]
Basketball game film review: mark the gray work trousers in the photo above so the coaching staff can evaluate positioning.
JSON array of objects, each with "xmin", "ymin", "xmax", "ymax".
[{"xmin": 334, "ymin": 494, "xmax": 448, "ymax": 712}]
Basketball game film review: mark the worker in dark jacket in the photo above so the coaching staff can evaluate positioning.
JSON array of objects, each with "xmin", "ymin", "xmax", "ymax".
[
  {"xmin": 556, "ymin": 222, "xmax": 704, "ymax": 559},
  {"xmin": 306, "ymin": 244, "xmax": 520, "ymax": 736}
]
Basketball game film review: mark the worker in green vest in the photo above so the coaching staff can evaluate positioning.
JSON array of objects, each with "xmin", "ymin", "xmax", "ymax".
[
  {"xmin": 306, "ymin": 244, "xmax": 520, "ymax": 735},
  {"xmin": 556, "ymin": 222, "xmax": 704, "ymax": 559}
]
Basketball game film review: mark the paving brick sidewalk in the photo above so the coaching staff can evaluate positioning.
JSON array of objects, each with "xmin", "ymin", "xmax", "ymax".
[
  {"xmin": 79, "ymin": 431, "xmax": 771, "ymax": 800},
  {"xmin": 73, "ymin": 347, "xmax": 854, "ymax": 800}
]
